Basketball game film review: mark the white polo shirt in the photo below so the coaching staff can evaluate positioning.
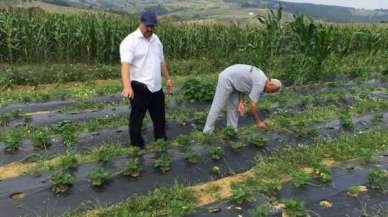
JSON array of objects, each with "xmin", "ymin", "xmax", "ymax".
[{"xmin": 120, "ymin": 28, "xmax": 165, "ymax": 93}]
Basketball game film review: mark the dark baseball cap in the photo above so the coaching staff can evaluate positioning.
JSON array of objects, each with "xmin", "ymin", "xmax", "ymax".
[{"xmin": 140, "ymin": 11, "xmax": 157, "ymax": 26}]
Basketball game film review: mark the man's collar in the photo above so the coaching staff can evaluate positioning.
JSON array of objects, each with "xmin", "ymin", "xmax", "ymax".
[{"xmin": 135, "ymin": 28, "xmax": 155, "ymax": 42}]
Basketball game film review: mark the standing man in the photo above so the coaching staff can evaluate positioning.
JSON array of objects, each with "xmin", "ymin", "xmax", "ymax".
[
  {"xmin": 203, "ymin": 64, "xmax": 281, "ymax": 133},
  {"xmin": 120, "ymin": 11, "xmax": 173, "ymax": 149}
]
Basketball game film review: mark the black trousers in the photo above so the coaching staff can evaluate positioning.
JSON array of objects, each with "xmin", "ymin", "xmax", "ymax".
[{"xmin": 129, "ymin": 80, "xmax": 167, "ymax": 148}]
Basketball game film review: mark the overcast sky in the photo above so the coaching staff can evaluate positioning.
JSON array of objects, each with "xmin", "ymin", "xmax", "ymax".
[{"xmin": 280, "ymin": 0, "xmax": 388, "ymax": 10}]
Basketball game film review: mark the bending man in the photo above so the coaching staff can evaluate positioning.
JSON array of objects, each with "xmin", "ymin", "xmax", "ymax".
[{"xmin": 203, "ymin": 64, "xmax": 281, "ymax": 133}]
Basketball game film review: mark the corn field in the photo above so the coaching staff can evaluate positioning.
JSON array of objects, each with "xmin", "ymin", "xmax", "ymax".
[{"xmin": 1, "ymin": 8, "xmax": 388, "ymax": 82}]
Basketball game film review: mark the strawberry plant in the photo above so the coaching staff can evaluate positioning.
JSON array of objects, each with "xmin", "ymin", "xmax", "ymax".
[
  {"xmin": 50, "ymin": 171, "xmax": 74, "ymax": 193},
  {"xmin": 153, "ymin": 153, "xmax": 172, "ymax": 173},
  {"xmin": 31, "ymin": 128, "xmax": 51, "ymax": 149},
  {"xmin": 153, "ymin": 139, "xmax": 168, "ymax": 153},
  {"xmin": 283, "ymin": 199, "xmax": 307, "ymax": 217},
  {"xmin": 54, "ymin": 121, "xmax": 77, "ymax": 146},
  {"xmin": 292, "ymin": 170, "xmax": 311, "ymax": 188},
  {"xmin": 368, "ymin": 166, "xmax": 387, "ymax": 191},
  {"xmin": 183, "ymin": 149, "xmax": 199, "ymax": 164},
  {"xmin": 88, "ymin": 165, "xmax": 109, "ymax": 187},
  {"xmin": 59, "ymin": 152, "xmax": 79, "ymax": 169},
  {"xmin": 229, "ymin": 141, "xmax": 245, "ymax": 151},
  {"xmin": 248, "ymin": 135, "xmax": 268, "ymax": 148},
  {"xmin": 231, "ymin": 181, "xmax": 256, "ymax": 205},
  {"xmin": 96, "ymin": 146, "xmax": 115, "ymax": 163},
  {"xmin": 372, "ymin": 112, "xmax": 384, "ymax": 124},
  {"xmin": 3, "ymin": 132, "xmax": 20, "ymax": 153},
  {"xmin": 128, "ymin": 146, "xmax": 141, "ymax": 158},
  {"xmin": 312, "ymin": 163, "xmax": 332, "ymax": 183},
  {"xmin": 209, "ymin": 146, "xmax": 223, "ymax": 160},
  {"xmin": 248, "ymin": 207, "xmax": 269, "ymax": 217},
  {"xmin": 257, "ymin": 179, "xmax": 282, "ymax": 199},
  {"xmin": 123, "ymin": 158, "xmax": 142, "ymax": 177},
  {"xmin": 175, "ymin": 134, "xmax": 191, "ymax": 147},
  {"xmin": 222, "ymin": 127, "xmax": 238, "ymax": 140},
  {"xmin": 347, "ymin": 185, "xmax": 366, "ymax": 197},
  {"xmin": 212, "ymin": 166, "xmax": 221, "ymax": 175},
  {"xmin": 339, "ymin": 111, "xmax": 353, "ymax": 130}
]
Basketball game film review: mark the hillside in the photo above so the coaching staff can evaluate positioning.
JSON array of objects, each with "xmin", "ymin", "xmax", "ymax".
[{"xmin": 2, "ymin": 0, "xmax": 388, "ymax": 22}]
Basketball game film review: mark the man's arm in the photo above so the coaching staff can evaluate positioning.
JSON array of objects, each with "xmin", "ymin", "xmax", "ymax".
[
  {"xmin": 248, "ymin": 100, "xmax": 266, "ymax": 128},
  {"xmin": 121, "ymin": 63, "xmax": 133, "ymax": 98},
  {"xmin": 238, "ymin": 93, "xmax": 245, "ymax": 116},
  {"xmin": 161, "ymin": 61, "xmax": 174, "ymax": 94}
]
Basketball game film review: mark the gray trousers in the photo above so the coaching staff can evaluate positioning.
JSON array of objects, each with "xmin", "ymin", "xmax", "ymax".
[{"xmin": 203, "ymin": 74, "xmax": 239, "ymax": 133}]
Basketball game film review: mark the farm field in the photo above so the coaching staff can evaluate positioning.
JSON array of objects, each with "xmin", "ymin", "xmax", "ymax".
[{"xmin": 0, "ymin": 6, "xmax": 388, "ymax": 217}]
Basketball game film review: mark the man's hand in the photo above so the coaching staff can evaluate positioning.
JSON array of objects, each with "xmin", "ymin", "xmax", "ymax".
[
  {"xmin": 166, "ymin": 79, "xmax": 174, "ymax": 95},
  {"xmin": 238, "ymin": 101, "xmax": 245, "ymax": 116},
  {"xmin": 122, "ymin": 86, "xmax": 134, "ymax": 99},
  {"xmin": 255, "ymin": 121, "xmax": 267, "ymax": 129}
]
